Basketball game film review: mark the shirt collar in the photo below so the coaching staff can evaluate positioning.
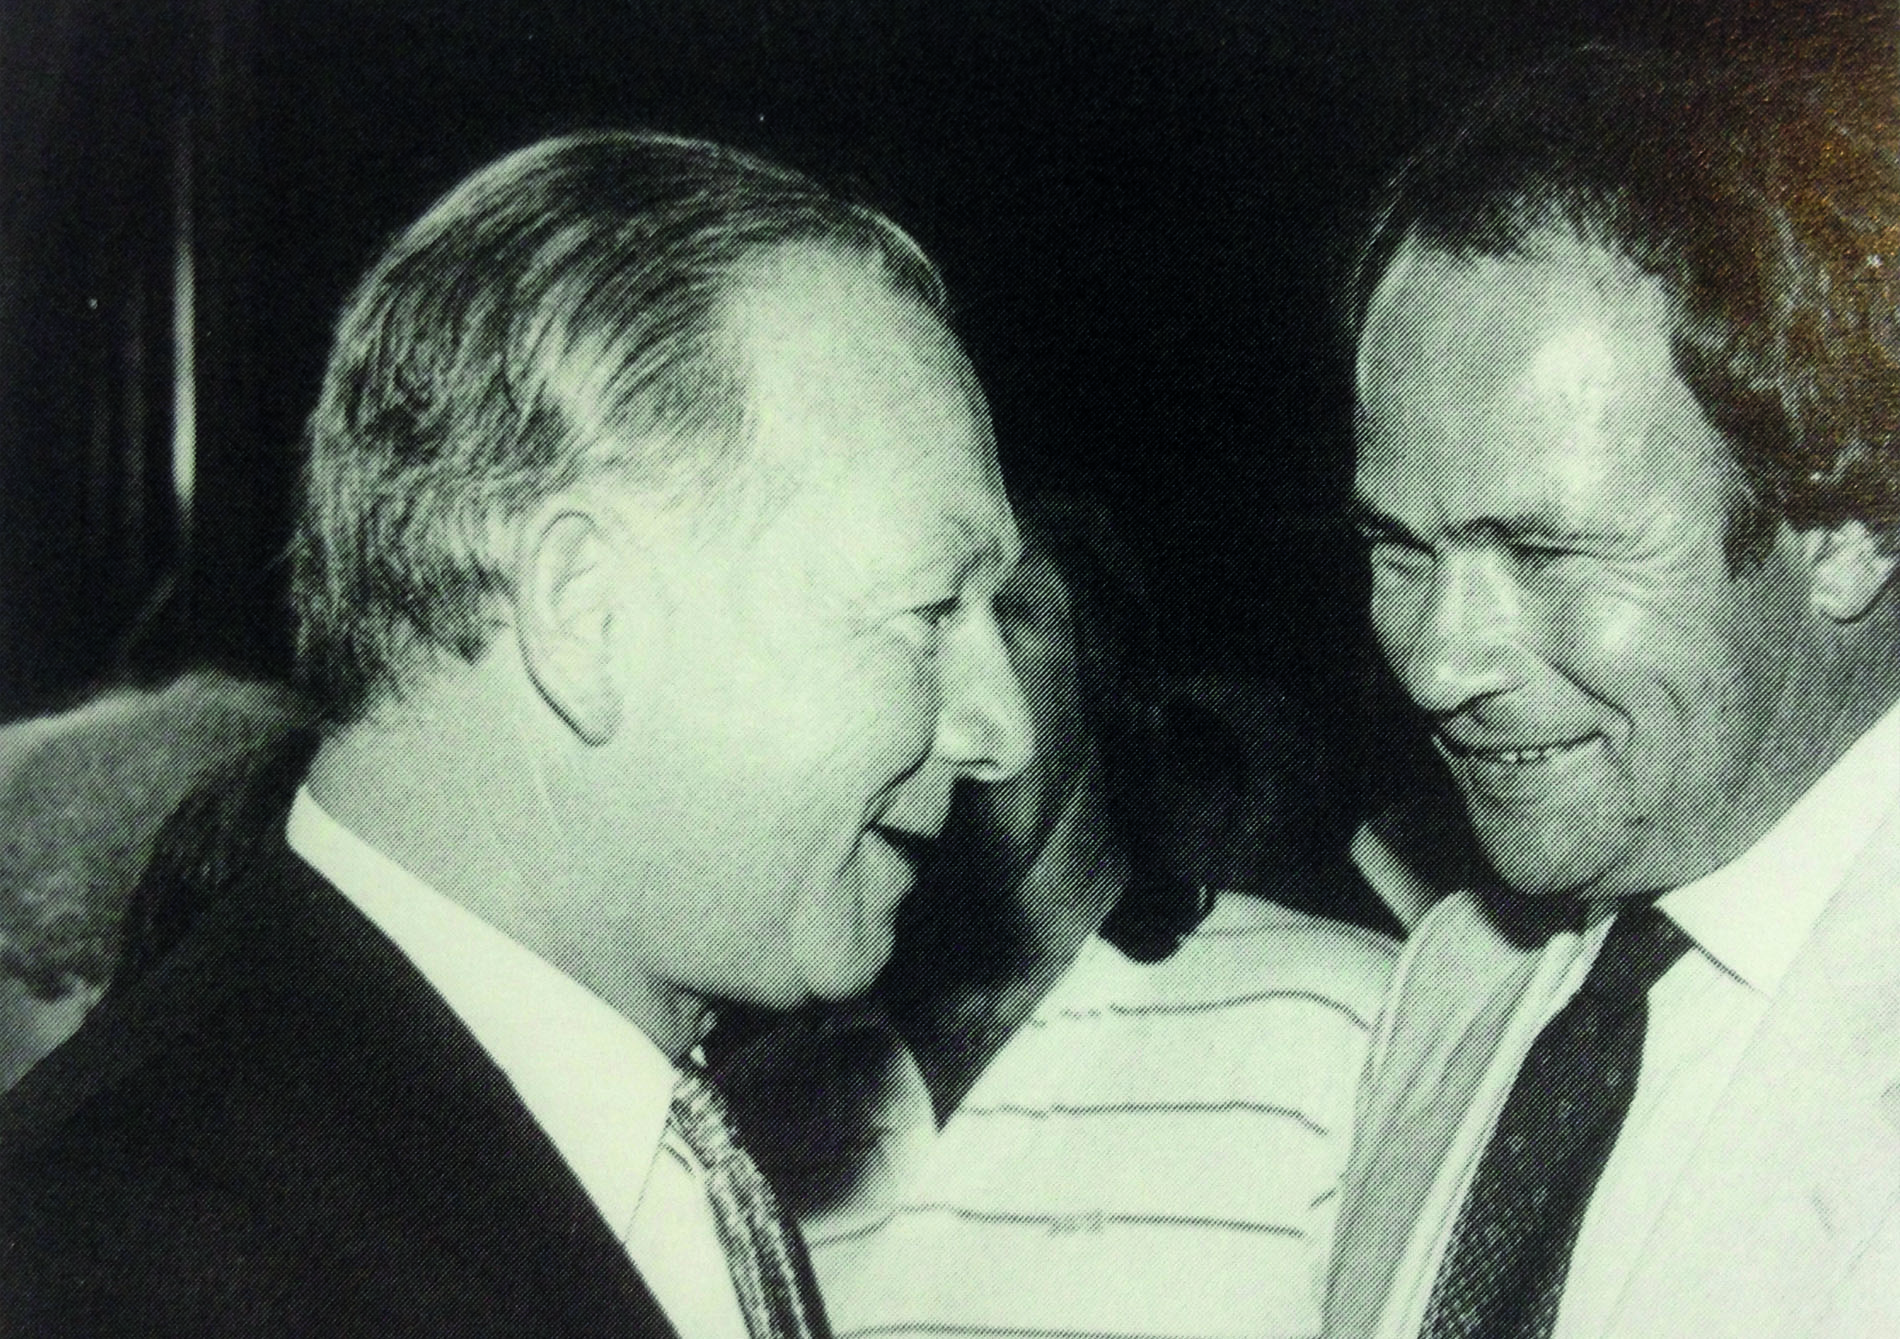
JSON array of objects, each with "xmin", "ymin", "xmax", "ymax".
[
  {"xmin": 1659, "ymin": 696, "xmax": 1900, "ymax": 996},
  {"xmin": 287, "ymin": 786, "xmax": 680, "ymax": 1238}
]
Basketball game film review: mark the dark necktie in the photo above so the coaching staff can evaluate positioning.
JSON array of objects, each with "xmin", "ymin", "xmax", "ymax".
[
  {"xmin": 1423, "ymin": 904, "xmax": 1694, "ymax": 1339},
  {"xmin": 670, "ymin": 1065, "xmax": 833, "ymax": 1339}
]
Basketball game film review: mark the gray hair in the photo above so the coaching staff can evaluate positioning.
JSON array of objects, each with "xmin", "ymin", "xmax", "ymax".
[{"xmin": 293, "ymin": 129, "xmax": 947, "ymax": 721}]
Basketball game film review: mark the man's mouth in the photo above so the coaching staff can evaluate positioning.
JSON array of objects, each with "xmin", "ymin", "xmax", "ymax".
[
  {"xmin": 867, "ymin": 822, "xmax": 937, "ymax": 869},
  {"xmin": 1436, "ymin": 731, "xmax": 1602, "ymax": 767}
]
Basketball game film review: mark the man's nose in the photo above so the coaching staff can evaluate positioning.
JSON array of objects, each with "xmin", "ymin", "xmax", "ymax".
[
  {"xmin": 1378, "ymin": 549, "xmax": 1525, "ymax": 715},
  {"xmin": 934, "ymin": 609, "xmax": 1034, "ymax": 782}
]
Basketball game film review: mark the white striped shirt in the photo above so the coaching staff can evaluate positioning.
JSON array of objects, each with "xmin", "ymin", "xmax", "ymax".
[{"xmin": 720, "ymin": 893, "xmax": 1396, "ymax": 1339}]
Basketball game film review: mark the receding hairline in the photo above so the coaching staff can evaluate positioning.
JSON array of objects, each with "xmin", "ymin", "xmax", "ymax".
[
  {"xmin": 1357, "ymin": 226, "xmax": 1681, "ymax": 380},
  {"xmin": 290, "ymin": 125, "xmax": 960, "ymax": 721},
  {"xmin": 620, "ymin": 236, "xmax": 981, "ymax": 538}
]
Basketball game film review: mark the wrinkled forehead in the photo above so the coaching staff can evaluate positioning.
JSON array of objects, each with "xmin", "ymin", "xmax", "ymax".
[
  {"xmin": 1356, "ymin": 234, "xmax": 1675, "ymax": 399},
  {"xmin": 1352, "ymin": 235, "xmax": 1739, "ymax": 520}
]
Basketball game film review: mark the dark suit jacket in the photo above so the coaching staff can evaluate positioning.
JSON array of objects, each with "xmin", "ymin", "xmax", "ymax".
[{"xmin": 0, "ymin": 823, "xmax": 679, "ymax": 1339}]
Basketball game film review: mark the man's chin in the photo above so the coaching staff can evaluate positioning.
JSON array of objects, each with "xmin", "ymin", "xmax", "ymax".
[
  {"xmin": 783, "ymin": 837, "xmax": 929, "ymax": 1002},
  {"xmin": 799, "ymin": 933, "xmax": 896, "ymax": 1003},
  {"xmin": 1470, "ymin": 815, "xmax": 1629, "ymax": 901},
  {"xmin": 788, "ymin": 899, "xmax": 902, "ymax": 1005}
]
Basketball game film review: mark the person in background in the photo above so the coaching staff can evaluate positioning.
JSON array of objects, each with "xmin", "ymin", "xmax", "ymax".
[
  {"xmin": 718, "ymin": 494, "xmax": 1396, "ymax": 1339},
  {"xmin": 0, "ymin": 672, "xmax": 305, "ymax": 1090},
  {"xmin": 1330, "ymin": 46, "xmax": 1900, "ymax": 1339},
  {"xmin": 0, "ymin": 128, "xmax": 1032, "ymax": 1338}
]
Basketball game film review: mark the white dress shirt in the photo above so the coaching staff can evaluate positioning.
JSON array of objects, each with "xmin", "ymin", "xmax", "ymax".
[
  {"xmin": 1400, "ymin": 699, "xmax": 1900, "ymax": 1339},
  {"xmin": 286, "ymin": 788, "xmax": 748, "ymax": 1339}
]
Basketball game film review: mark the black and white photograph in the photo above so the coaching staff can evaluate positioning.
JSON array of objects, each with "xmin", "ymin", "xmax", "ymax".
[{"xmin": 1, "ymin": 2, "xmax": 1896, "ymax": 1336}]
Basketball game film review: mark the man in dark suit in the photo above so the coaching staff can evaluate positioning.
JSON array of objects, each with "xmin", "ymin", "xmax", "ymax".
[
  {"xmin": 0, "ymin": 129, "xmax": 1031, "ymax": 1338},
  {"xmin": 1327, "ymin": 48, "xmax": 1900, "ymax": 1339}
]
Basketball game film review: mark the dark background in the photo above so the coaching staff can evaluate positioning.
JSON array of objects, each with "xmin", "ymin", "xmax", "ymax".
[{"xmin": 1, "ymin": 0, "xmax": 1887, "ymax": 822}]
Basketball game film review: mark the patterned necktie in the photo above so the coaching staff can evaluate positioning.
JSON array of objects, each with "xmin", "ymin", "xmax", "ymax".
[
  {"xmin": 1423, "ymin": 904, "xmax": 1693, "ymax": 1339},
  {"xmin": 669, "ymin": 1065, "xmax": 832, "ymax": 1339}
]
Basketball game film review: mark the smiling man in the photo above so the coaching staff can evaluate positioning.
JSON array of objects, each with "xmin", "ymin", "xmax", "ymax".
[
  {"xmin": 1326, "ymin": 49, "xmax": 1900, "ymax": 1339},
  {"xmin": 0, "ymin": 131, "xmax": 1031, "ymax": 1338},
  {"xmin": 718, "ymin": 497, "xmax": 1395, "ymax": 1339}
]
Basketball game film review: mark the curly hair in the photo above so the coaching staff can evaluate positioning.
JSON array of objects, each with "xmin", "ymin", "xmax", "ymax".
[
  {"xmin": 0, "ymin": 674, "xmax": 307, "ymax": 1000},
  {"xmin": 1350, "ymin": 45, "xmax": 1900, "ymax": 564}
]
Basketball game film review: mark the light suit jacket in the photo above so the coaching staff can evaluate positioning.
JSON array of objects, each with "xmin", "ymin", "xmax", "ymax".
[{"xmin": 1324, "ymin": 804, "xmax": 1900, "ymax": 1339}]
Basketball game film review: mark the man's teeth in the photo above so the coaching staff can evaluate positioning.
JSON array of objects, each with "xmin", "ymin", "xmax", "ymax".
[{"xmin": 1453, "ymin": 737, "xmax": 1589, "ymax": 764}]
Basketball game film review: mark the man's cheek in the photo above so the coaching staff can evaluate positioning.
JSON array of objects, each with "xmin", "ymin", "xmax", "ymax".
[
  {"xmin": 785, "ymin": 861, "xmax": 898, "ymax": 1003},
  {"xmin": 1585, "ymin": 598, "xmax": 1645, "ymax": 660},
  {"xmin": 1555, "ymin": 582, "xmax": 1680, "ymax": 679}
]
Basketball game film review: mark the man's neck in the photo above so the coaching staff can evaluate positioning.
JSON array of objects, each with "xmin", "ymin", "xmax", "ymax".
[
  {"xmin": 305, "ymin": 678, "xmax": 711, "ymax": 1060},
  {"xmin": 1710, "ymin": 628, "xmax": 1900, "ymax": 888}
]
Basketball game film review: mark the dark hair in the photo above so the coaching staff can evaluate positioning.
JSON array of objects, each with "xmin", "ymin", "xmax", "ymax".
[
  {"xmin": 1013, "ymin": 493, "xmax": 1161, "ymax": 788},
  {"xmin": 293, "ymin": 129, "xmax": 947, "ymax": 721},
  {"xmin": 1015, "ymin": 495, "xmax": 1228, "ymax": 959},
  {"xmin": 1351, "ymin": 45, "xmax": 1900, "ymax": 563}
]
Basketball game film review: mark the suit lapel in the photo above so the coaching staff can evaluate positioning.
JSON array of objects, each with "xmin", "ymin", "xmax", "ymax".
[
  {"xmin": 1329, "ymin": 896, "xmax": 1561, "ymax": 1339},
  {"xmin": 240, "ymin": 843, "xmax": 683, "ymax": 1339},
  {"xmin": 1334, "ymin": 802, "xmax": 1900, "ymax": 1339},
  {"xmin": 1606, "ymin": 808, "xmax": 1900, "ymax": 1339}
]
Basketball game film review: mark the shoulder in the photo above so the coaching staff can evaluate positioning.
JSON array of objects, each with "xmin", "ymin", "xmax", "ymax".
[
  {"xmin": 1, "ymin": 1141, "xmax": 520, "ymax": 1339},
  {"xmin": 1055, "ymin": 893, "xmax": 1398, "ymax": 1073},
  {"xmin": 0, "ymin": 843, "xmax": 413, "ymax": 1187},
  {"xmin": 1062, "ymin": 896, "xmax": 1394, "ymax": 1166},
  {"xmin": 0, "ymin": 867, "xmax": 510, "ymax": 1334},
  {"xmin": 1160, "ymin": 891, "xmax": 1399, "ymax": 1019},
  {"xmin": 1, "ymin": 977, "xmax": 379, "ymax": 1333},
  {"xmin": 1, "ymin": 898, "xmax": 350, "ymax": 1210},
  {"xmin": 0, "ymin": 886, "xmax": 255, "ymax": 1147}
]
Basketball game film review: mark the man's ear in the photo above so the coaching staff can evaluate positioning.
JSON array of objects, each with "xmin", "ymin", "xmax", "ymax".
[
  {"xmin": 1803, "ymin": 520, "xmax": 1900, "ymax": 622},
  {"xmin": 516, "ymin": 501, "xmax": 624, "ymax": 745}
]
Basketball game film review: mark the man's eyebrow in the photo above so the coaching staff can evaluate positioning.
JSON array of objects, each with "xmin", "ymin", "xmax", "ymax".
[
  {"xmin": 1344, "ymin": 498, "xmax": 1421, "ymax": 543},
  {"xmin": 954, "ymin": 511, "xmax": 1024, "ymax": 574},
  {"xmin": 1347, "ymin": 498, "xmax": 1608, "ymax": 548},
  {"xmin": 884, "ymin": 515, "xmax": 1014, "ymax": 594}
]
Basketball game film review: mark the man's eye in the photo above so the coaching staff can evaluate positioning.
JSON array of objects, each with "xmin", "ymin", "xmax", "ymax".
[
  {"xmin": 893, "ymin": 598, "xmax": 963, "ymax": 649},
  {"xmin": 918, "ymin": 598, "xmax": 963, "ymax": 629},
  {"xmin": 1367, "ymin": 538, "xmax": 1432, "ymax": 577},
  {"xmin": 1507, "ymin": 542, "xmax": 1573, "ymax": 571}
]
